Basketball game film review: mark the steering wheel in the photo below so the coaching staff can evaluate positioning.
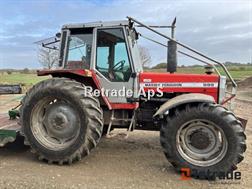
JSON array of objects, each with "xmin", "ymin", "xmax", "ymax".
[{"xmin": 112, "ymin": 60, "xmax": 125, "ymax": 71}]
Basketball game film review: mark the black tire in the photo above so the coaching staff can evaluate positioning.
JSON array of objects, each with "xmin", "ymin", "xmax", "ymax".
[
  {"xmin": 160, "ymin": 103, "xmax": 246, "ymax": 179},
  {"xmin": 20, "ymin": 78, "xmax": 103, "ymax": 164}
]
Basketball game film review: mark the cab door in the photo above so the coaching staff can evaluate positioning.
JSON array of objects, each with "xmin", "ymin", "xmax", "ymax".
[{"xmin": 92, "ymin": 27, "xmax": 137, "ymax": 104}]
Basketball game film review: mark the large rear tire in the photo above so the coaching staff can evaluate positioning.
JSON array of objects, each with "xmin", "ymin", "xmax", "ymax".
[
  {"xmin": 20, "ymin": 78, "xmax": 103, "ymax": 164},
  {"xmin": 160, "ymin": 103, "xmax": 246, "ymax": 179}
]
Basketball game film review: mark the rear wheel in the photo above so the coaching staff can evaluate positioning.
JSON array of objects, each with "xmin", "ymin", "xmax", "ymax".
[
  {"xmin": 20, "ymin": 78, "xmax": 103, "ymax": 164},
  {"xmin": 160, "ymin": 103, "xmax": 246, "ymax": 179}
]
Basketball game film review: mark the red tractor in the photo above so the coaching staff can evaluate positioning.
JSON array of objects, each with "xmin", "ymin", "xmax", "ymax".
[{"xmin": 1, "ymin": 17, "xmax": 246, "ymax": 179}]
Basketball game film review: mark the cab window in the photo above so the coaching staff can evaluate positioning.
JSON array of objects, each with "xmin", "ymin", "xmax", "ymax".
[
  {"xmin": 96, "ymin": 28, "xmax": 132, "ymax": 81},
  {"xmin": 65, "ymin": 30, "xmax": 93, "ymax": 69}
]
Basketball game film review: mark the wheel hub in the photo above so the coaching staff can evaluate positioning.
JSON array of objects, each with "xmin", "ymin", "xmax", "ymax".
[
  {"xmin": 43, "ymin": 102, "xmax": 79, "ymax": 142},
  {"xmin": 189, "ymin": 130, "xmax": 210, "ymax": 150},
  {"xmin": 52, "ymin": 113, "xmax": 68, "ymax": 130}
]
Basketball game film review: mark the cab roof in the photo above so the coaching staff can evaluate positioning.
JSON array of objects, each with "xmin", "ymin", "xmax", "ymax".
[{"xmin": 62, "ymin": 20, "xmax": 129, "ymax": 29}]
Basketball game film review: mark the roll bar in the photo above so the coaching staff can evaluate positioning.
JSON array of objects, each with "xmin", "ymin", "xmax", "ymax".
[{"xmin": 127, "ymin": 16, "xmax": 237, "ymax": 89}]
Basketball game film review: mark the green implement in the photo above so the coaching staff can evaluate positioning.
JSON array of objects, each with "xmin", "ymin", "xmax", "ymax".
[
  {"xmin": 0, "ymin": 114, "xmax": 20, "ymax": 147},
  {"xmin": 8, "ymin": 109, "xmax": 20, "ymax": 120}
]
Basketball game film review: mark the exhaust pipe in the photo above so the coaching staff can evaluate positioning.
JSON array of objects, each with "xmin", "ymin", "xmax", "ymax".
[
  {"xmin": 167, "ymin": 40, "xmax": 177, "ymax": 73},
  {"xmin": 167, "ymin": 17, "xmax": 177, "ymax": 73}
]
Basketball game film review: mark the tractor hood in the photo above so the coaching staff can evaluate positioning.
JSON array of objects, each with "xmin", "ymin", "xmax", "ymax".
[{"xmin": 139, "ymin": 72, "xmax": 220, "ymax": 102}]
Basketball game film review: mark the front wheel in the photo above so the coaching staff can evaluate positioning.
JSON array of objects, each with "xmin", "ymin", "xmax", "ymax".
[{"xmin": 160, "ymin": 103, "xmax": 246, "ymax": 179}]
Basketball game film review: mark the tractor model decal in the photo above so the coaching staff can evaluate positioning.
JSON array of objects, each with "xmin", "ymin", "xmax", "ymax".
[{"xmin": 140, "ymin": 82, "xmax": 218, "ymax": 88}]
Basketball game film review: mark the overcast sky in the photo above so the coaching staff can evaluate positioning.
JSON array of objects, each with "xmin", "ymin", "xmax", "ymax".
[{"xmin": 0, "ymin": 0, "xmax": 251, "ymax": 69}]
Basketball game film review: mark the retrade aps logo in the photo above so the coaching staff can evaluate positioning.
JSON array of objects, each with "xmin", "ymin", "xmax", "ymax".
[
  {"xmin": 180, "ymin": 167, "xmax": 242, "ymax": 182},
  {"xmin": 83, "ymin": 86, "xmax": 163, "ymax": 100}
]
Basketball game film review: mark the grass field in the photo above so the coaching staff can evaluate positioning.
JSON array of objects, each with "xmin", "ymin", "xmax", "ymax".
[
  {"xmin": 0, "ymin": 66, "xmax": 252, "ymax": 86},
  {"xmin": 0, "ymin": 72, "xmax": 49, "ymax": 85}
]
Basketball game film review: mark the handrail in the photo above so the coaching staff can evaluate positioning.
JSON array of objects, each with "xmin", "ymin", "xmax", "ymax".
[{"xmin": 127, "ymin": 16, "xmax": 237, "ymax": 88}]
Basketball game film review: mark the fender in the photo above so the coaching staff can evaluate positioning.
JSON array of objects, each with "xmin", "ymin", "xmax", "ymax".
[
  {"xmin": 37, "ymin": 69, "xmax": 92, "ymax": 77},
  {"xmin": 153, "ymin": 93, "xmax": 215, "ymax": 117}
]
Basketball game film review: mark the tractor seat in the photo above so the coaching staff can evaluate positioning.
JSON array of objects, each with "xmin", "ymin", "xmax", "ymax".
[{"xmin": 114, "ymin": 71, "xmax": 124, "ymax": 81}]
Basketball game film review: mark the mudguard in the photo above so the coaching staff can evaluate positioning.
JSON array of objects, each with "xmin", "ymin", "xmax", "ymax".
[{"xmin": 153, "ymin": 93, "xmax": 215, "ymax": 117}]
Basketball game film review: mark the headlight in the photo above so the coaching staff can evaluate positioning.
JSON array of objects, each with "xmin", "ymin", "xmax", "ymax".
[{"xmin": 218, "ymin": 76, "xmax": 226, "ymax": 104}]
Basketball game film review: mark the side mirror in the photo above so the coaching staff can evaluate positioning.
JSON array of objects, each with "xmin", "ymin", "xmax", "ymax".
[
  {"xmin": 56, "ymin": 32, "xmax": 61, "ymax": 38},
  {"xmin": 129, "ymin": 28, "xmax": 138, "ymax": 42},
  {"xmin": 133, "ymin": 29, "xmax": 139, "ymax": 40},
  {"xmin": 131, "ymin": 72, "xmax": 137, "ymax": 78}
]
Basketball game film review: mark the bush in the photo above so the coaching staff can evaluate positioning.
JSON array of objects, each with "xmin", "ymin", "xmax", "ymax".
[
  {"xmin": 7, "ymin": 70, "xmax": 12, "ymax": 75},
  {"xmin": 152, "ymin": 63, "xmax": 167, "ymax": 69},
  {"xmin": 21, "ymin": 68, "xmax": 30, "ymax": 74},
  {"xmin": 239, "ymin": 66, "xmax": 246, "ymax": 71},
  {"xmin": 228, "ymin": 66, "xmax": 239, "ymax": 71}
]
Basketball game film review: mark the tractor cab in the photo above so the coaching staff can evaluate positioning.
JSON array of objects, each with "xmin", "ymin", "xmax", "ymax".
[
  {"xmin": 58, "ymin": 21, "xmax": 143, "ymax": 76},
  {"xmin": 46, "ymin": 20, "xmax": 143, "ymax": 105}
]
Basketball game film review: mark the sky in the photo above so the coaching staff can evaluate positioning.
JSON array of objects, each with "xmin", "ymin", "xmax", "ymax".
[{"xmin": 0, "ymin": 0, "xmax": 251, "ymax": 69}]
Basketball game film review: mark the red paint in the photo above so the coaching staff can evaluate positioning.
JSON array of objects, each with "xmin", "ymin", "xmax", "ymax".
[
  {"xmin": 140, "ymin": 72, "xmax": 219, "ymax": 102},
  {"xmin": 221, "ymin": 94, "xmax": 235, "ymax": 105},
  {"xmin": 37, "ymin": 69, "xmax": 92, "ymax": 77},
  {"xmin": 110, "ymin": 103, "xmax": 139, "ymax": 109}
]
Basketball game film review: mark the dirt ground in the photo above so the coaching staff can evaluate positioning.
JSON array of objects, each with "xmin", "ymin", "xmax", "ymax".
[{"xmin": 0, "ymin": 93, "xmax": 252, "ymax": 189}]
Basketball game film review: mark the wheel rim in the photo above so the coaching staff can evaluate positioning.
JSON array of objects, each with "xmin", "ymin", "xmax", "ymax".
[
  {"xmin": 31, "ymin": 97, "xmax": 81, "ymax": 151},
  {"xmin": 176, "ymin": 119, "xmax": 228, "ymax": 166}
]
